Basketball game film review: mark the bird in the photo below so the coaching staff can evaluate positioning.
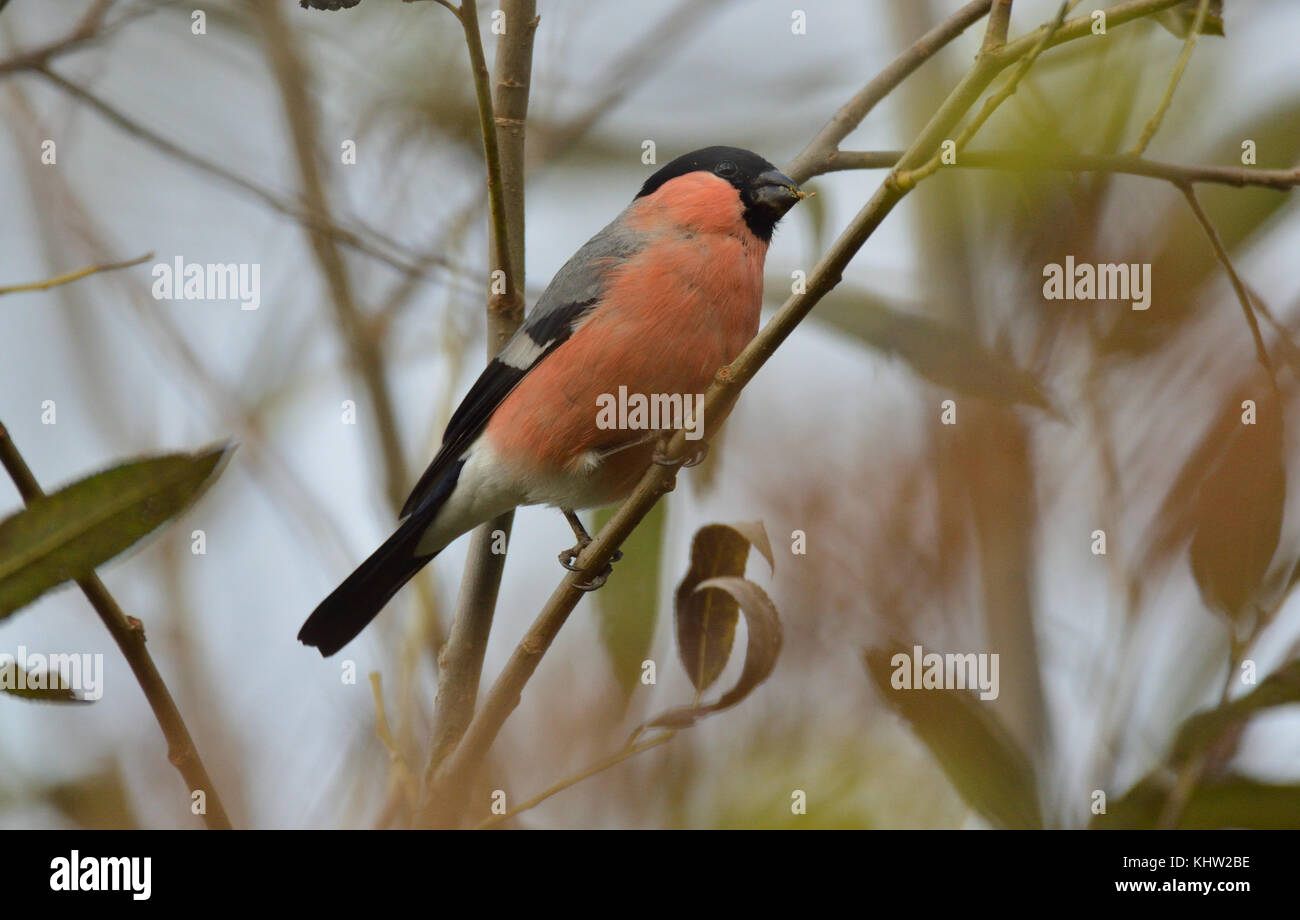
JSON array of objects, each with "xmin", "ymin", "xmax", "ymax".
[{"xmin": 298, "ymin": 146, "xmax": 805, "ymax": 656}]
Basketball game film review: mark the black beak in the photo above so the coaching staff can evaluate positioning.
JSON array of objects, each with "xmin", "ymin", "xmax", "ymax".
[{"xmin": 750, "ymin": 168, "xmax": 805, "ymax": 216}]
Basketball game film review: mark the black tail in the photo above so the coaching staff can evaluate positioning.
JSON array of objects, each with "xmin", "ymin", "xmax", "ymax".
[{"xmin": 298, "ymin": 515, "xmax": 435, "ymax": 657}]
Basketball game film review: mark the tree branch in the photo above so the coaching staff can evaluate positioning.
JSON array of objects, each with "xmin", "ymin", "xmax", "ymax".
[
  {"xmin": 420, "ymin": 0, "xmax": 536, "ymax": 826},
  {"xmin": 0, "ymin": 422, "xmax": 231, "ymax": 830},
  {"xmin": 785, "ymin": 0, "xmax": 993, "ymax": 184},
  {"xmin": 897, "ymin": 0, "xmax": 1074, "ymax": 189},
  {"xmin": 982, "ymin": 0, "xmax": 1014, "ymax": 54},
  {"xmin": 0, "ymin": 0, "xmax": 114, "ymax": 77},
  {"xmin": 822, "ymin": 148, "xmax": 1300, "ymax": 190}
]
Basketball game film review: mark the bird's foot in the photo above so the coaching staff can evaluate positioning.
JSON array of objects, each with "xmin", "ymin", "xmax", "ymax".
[
  {"xmin": 652, "ymin": 441, "xmax": 709, "ymax": 468},
  {"xmin": 558, "ymin": 542, "xmax": 621, "ymax": 591}
]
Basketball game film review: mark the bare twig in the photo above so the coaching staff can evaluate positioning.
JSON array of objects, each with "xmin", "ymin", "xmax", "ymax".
[
  {"xmin": 475, "ymin": 731, "xmax": 676, "ymax": 830},
  {"xmin": 897, "ymin": 0, "xmax": 1077, "ymax": 189},
  {"xmin": 1178, "ymin": 183, "xmax": 1276, "ymax": 383},
  {"xmin": 0, "ymin": 250, "xmax": 151, "ymax": 296},
  {"xmin": 823, "ymin": 148, "xmax": 1300, "ymax": 190},
  {"xmin": 0, "ymin": 0, "xmax": 113, "ymax": 76},
  {"xmin": 0, "ymin": 422, "xmax": 231, "ymax": 830},
  {"xmin": 422, "ymin": 0, "xmax": 536, "ymax": 826},
  {"xmin": 785, "ymin": 0, "xmax": 993, "ymax": 184},
  {"xmin": 369, "ymin": 672, "xmax": 419, "ymax": 812},
  {"xmin": 458, "ymin": 0, "xmax": 519, "ymax": 320},
  {"xmin": 982, "ymin": 0, "xmax": 1014, "ymax": 53},
  {"xmin": 1131, "ymin": 0, "xmax": 1213, "ymax": 155}
]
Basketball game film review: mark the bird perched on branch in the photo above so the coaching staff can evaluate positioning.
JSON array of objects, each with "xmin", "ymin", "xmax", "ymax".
[{"xmin": 299, "ymin": 146, "xmax": 805, "ymax": 656}]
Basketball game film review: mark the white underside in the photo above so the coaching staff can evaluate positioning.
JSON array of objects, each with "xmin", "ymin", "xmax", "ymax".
[{"xmin": 413, "ymin": 436, "xmax": 611, "ymax": 555}]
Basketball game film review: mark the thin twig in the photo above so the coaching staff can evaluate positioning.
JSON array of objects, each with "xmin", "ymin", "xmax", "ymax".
[
  {"xmin": 823, "ymin": 148, "xmax": 1300, "ymax": 190},
  {"xmin": 0, "ymin": 422, "xmax": 231, "ymax": 830},
  {"xmin": 897, "ymin": 0, "xmax": 1077, "ymax": 189},
  {"xmin": 0, "ymin": 0, "xmax": 113, "ymax": 77},
  {"xmin": 475, "ymin": 731, "xmax": 675, "ymax": 830},
  {"xmin": 1130, "ymin": 0, "xmax": 1212, "ymax": 155},
  {"xmin": 982, "ymin": 0, "xmax": 1014, "ymax": 53},
  {"xmin": 1178, "ymin": 182, "xmax": 1276, "ymax": 383},
  {"xmin": 785, "ymin": 0, "xmax": 993, "ymax": 185},
  {"xmin": 459, "ymin": 0, "xmax": 517, "ymax": 315},
  {"xmin": 369, "ymin": 672, "xmax": 419, "ymax": 813},
  {"xmin": 0, "ymin": 251, "xmax": 151, "ymax": 295},
  {"xmin": 421, "ymin": 0, "xmax": 536, "ymax": 827}
]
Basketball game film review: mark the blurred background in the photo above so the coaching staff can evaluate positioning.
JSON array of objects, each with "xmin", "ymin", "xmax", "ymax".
[{"xmin": 2, "ymin": 0, "xmax": 1299, "ymax": 829}]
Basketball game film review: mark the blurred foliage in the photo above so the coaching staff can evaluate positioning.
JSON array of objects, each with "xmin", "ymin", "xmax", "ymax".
[
  {"xmin": 593, "ymin": 501, "xmax": 665, "ymax": 701},
  {"xmin": 1095, "ymin": 776, "xmax": 1300, "ymax": 830},
  {"xmin": 809, "ymin": 284, "xmax": 1062, "ymax": 417},
  {"xmin": 1188, "ymin": 389, "xmax": 1285, "ymax": 623},
  {"xmin": 1171, "ymin": 660, "xmax": 1300, "ymax": 764},
  {"xmin": 42, "ymin": 762, "xmax": 138, "ymax": 830},
  {"xmin": 865, "ymin": 649, "xmax": 1043, "ymax": 829}
]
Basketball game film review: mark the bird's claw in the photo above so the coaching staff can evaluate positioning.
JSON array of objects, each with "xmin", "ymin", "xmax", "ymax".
[
  {"xmin": 652, "ymin": 441, "xmax": 709, "ymax": 468},
  {"xmin": 558, "ymin": 543, "xmax": 621, "ymax": 590},
  {"xmin": 573, "ymin": 566, "xmax": 614, "ymax": 592}
]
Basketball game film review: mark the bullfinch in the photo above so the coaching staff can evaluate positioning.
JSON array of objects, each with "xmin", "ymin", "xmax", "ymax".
[{"xmin": 299, "ymin": 146, "xmax": 804, "ymax": 656}]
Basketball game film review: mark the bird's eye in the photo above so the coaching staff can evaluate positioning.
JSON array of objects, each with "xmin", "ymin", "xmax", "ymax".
[{"xmin": 715, "ymin": 161, "xmax": 737, "ymax": 178}]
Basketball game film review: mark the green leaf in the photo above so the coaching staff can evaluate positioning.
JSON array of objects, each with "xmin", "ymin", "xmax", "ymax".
[
  {"xmin": 864, "ymin": 648, "xmax": 1043, "ymax": 829},
  {"xmin": 1094, "ymin": 776, "xmax": 1300, "ymax": 830},
  {"xmin": 643, "ymin": 575, "xmax": 782, "ymax": 732},
  {"xmin": 0, "ymin": 445, "xmax": 233, "ymax": 619},
  {"xmin": 1188, "ymin": 391, "xmax": 1285, "ymax": 621},
  {"xmin": 810, "ymin": 288, "xmax": 1062, "ymax": 417},
  {"xmin": 1170, "ymin": 660, "xmax": 1300, "ymax": 763},
  {"xmin": 674, "ymin": 522, "xmax": 774, "ymax": 693},
  {"xmin": 593, "ymin": 501, "xmax": 666, "ymax": 700},
  {"xmin": 0, "ymin": 660, "xmax": 90, "ymax": 703}
]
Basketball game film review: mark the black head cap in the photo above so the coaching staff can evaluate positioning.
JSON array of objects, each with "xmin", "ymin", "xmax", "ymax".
[{"xmin": 635, "ymin": 146, "xmax": 803, "ymax": 242}]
